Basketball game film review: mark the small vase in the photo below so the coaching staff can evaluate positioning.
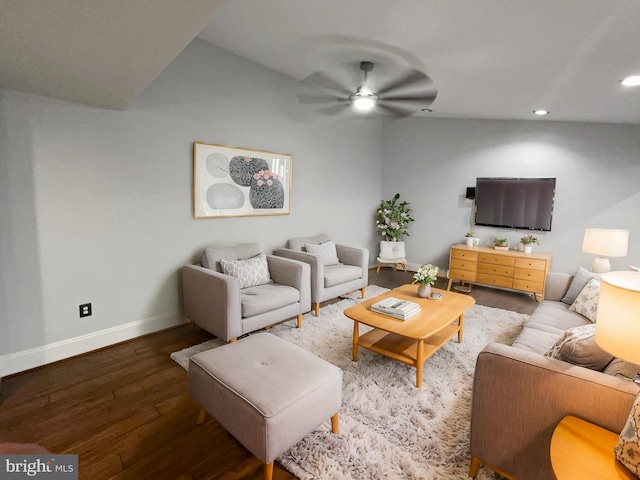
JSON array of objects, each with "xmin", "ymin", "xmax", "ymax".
[
  {"xmin": 523, "ymin": 245, "xmax": 532, "ymax": 254},
  {"xmin": 417, "ymin": 284, "xmax": 431, "ymax": 298},
  {"xmin": 465, "ymin": 237, "xmax": 474, "ymax": 246}
]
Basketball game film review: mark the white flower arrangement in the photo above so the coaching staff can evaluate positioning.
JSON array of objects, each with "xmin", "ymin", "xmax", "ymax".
[
  {"xmin": 413, "ymin": 264, "xmax": 439, "ymax": 286},
  {"xmin": 375, "ymin": 193, "xmax": 415, "ymax": 241}
]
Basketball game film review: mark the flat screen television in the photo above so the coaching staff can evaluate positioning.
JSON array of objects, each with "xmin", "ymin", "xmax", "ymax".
[{"xmin": 474, "ymin": 177, "xmax": 556, "ymax": 231}]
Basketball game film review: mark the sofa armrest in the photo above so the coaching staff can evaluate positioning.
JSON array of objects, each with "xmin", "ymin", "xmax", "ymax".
[
  {"xmin": 266, "ymin": 255, "xmax": 311, "ymax": 313},
  {"xmin": 182, "ymin": 265, "xmax": 242, "ymax": 342},
  {"xmin": 274, "ymin": 248, "xmax": 323, "ymax": 301},
  {"xmin": 544, "ymin": 272, "xmax": 573, "ymax": 301},
  {"xmin": 470, "ymin": 342, "xmax": 639, "ymax": 480}
]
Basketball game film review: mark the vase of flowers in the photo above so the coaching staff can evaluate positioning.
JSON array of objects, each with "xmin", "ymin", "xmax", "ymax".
[
  {"xmin": 413, "ymin": 264, "xmax": 439, "ymax": 298},
  {"xmin": 520, "ymin": 234, "xmax": 540, "ymax": 253}
]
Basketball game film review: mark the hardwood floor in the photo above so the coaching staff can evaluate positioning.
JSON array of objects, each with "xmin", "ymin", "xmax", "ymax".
[{"xmin": 0, "ymin": 268, "xmax": 537, "ymax": 479}]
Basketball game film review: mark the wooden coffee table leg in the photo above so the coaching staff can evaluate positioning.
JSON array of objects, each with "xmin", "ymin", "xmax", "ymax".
[
  {"xmin": 352, "ymin": 321, "xmax": 359, "ymax": 361},
  {"xmin": 458, "ymin": 313, "xmax": 464, "ymax": 343},
  {"xmin": 416, "ymin": 340, "xmax": 424, "ymax": 388}
]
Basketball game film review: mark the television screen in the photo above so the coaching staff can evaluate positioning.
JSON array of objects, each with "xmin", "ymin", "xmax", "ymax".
[{"xmin": 474, "ymin": 177, "xmax": 556, "ymax": 231}]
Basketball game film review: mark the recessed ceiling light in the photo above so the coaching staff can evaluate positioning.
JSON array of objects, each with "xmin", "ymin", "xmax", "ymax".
[
  {"xmin": 621, "ymin": 75, "xmax": 640, "ymax": 87},
  {"xmin": 533, "ymin": 110, "xmax": 549, "ymax": 116}
]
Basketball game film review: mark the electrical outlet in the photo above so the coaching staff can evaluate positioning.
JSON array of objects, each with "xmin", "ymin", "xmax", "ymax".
[{"xmin": 79, "ymin": 303, "xmax": 92, "ymax": 318}]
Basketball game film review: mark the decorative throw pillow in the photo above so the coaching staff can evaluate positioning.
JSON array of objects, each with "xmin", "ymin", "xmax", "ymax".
[
  {"xmin": 603, "ymin": 358, "xmax": 640, "ymax": 381},
  {"xmin": 568, "ymin": 278, "xmax": 600, "ymax": 322},
  {"xmin": 615, "ymin": 393, "xmax": 640, "ymax": 476},
  {"xmin": 561, "ymin": 266, "xmax": 601, "ymax": 305},
  {"xmin": 304, "ymin": 240, "xmax": 340, "ymax": 266},
  {"xmin": 219, "ymin": 254, "xmax": 270, "ymax": 289},
  {"xmin": 543, "ymin": 324, "xmax": 614, "ymax": 371}
]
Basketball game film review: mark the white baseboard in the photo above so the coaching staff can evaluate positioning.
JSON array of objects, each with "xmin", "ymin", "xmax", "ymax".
[{"xmin": 0, "ymin": 311, "xmax": 187, "ymax": 378}]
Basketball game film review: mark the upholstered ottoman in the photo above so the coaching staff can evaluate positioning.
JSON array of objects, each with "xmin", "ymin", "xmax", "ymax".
[{"xmin": 189, "ymin": 333, "xmax": 342, "ymax": 480}]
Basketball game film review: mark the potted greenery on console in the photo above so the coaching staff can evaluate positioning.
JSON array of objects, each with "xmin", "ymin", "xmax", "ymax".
[
  {"xmin": 376, "ymin": 193, "xmax": 414, "ymax": 262},
  {"xmin": 520, "ymin": 234, "xmax": 540, "ymax": 253},
  {"xmin": 493, "ymin": 238, "xmax": 509, "ymax": 250}
]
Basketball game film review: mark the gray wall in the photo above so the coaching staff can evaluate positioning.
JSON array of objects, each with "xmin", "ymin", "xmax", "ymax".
[
  {"xmin": 0, "ymin": 39, "xmax": 382, "ymax": 372},
  {"xmin": 381, "ymin": 117, "xmax": 640, "ymax": 274},
  {"xmin": 2, "ymin": 38, "xmax": 640, "ymax": 375}
]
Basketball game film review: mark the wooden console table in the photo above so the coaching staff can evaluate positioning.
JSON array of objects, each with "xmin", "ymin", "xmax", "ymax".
[{"xmin": 447, "ymin": 244, "xmax": 552, "ymax": 300}]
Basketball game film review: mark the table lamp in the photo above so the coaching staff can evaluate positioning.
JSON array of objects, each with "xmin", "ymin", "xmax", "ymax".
[
  {"xmin": 581, "ymin": 228, "xmax": 629, "ymax": 273},
  {"xmin": 595, "ymin": 271, "xmax": 640, "ymax": 474}
]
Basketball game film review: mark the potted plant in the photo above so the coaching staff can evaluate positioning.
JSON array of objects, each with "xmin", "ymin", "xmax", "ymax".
[
  {"xmin": 376, "ymin": 193, "xmax": 414, "ymax": 262},
  {"xmin": 465, "ymin": 231, "xmax": 474, "ymax": 246},
  {"xmin": 493, "ymin": 238, "xmax": 509, "ymax": 250},
  {"xmin": 520, "ymin": 234, "xmax": 539, "ymax": 253},
  {"xmin": 413, "ymin": 264, "xmax": 439, "ymax": 298}
]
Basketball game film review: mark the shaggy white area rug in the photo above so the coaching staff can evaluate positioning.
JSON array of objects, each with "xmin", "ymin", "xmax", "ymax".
[{"xmin": 171, "ymin": 285, "xmax": 528, "ymax": 480}]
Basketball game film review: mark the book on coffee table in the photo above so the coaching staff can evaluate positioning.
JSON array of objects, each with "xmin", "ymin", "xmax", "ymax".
[{"xmin": 371, "ymin": 297, "xmax": 422, "ymax": 320}]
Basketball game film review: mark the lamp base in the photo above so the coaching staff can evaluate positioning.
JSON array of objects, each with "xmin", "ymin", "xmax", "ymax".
[{"xmin": 592, "ymin": 256, "xmax": 611, "ymax": 273}]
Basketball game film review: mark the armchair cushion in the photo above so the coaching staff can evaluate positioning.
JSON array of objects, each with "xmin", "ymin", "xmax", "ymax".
[
  {"xmin": 304, "ymin": 240, "xmax": 340, "ymax": 266},
  {"xmin": 241, "ymin": 283, "xmax": 300, "ymax": 318},
  {"xmin": 220, "ymin": 254, "xmax": 270, "ymax": 289},
  {"xmin": 201, "ymin": 243, "xmax": 261, "ymax": 271},
  {"xmin": 324, "ymin": 264, "xmax": 363, "ymax": 288}
]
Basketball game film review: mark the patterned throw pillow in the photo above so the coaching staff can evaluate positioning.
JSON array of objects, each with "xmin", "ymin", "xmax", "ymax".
[
  {"xmin": 569, "ymin": 278, "xmax": 600, "ymax": 322},
  {"xmin": 219, "ymin": 254, "xmax": 270, "ymax": 289},
  {"xmin": 304, "ymin": 240, "xmax": 340, "ymax": 266},
  {"xmin": 615, "ymin": 393, "xmax": 640, "ymax": 476},
  {"xmin": 561, "ymin": 266, "xmax": 601, "ymax": 305},
  {"xmin": 543, "ymin": 323, "xmax": 614, "ymax": 371}
]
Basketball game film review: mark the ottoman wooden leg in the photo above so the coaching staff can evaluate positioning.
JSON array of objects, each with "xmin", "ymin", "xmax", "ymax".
[
  {"xmin": 264, "ymin": 461, "xmax": 274, "ymax": 480},
  {"xmin": 331, "ymin": 412, "xmax": 339, "ymax": 434}
]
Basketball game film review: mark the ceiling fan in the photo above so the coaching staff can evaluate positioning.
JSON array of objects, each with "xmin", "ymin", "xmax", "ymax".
[{"xmin": 299, "ymin": 61, "xmax": 437, "ymax": 117}]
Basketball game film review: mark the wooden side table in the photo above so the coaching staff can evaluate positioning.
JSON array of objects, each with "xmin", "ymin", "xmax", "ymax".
[{"xmin": 550, "ymin": 415, "xmax": 635, "ymax": 479}]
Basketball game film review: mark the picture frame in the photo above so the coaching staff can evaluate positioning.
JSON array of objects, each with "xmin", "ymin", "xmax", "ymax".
[{"xmin": 193, "ymin": 142, "xmax": 292, "ymax": 218}]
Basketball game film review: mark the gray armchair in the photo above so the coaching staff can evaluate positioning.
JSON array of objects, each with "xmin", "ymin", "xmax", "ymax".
[
  {"xmin": 183, "ymin": 243, "xmax": 311, "ymax": 342},
  {"xmin": 275, "ymin": 234, "xmax": 368, "ymax": 316}
]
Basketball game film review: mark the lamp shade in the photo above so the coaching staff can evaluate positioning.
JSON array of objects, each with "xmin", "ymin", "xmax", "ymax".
[
  {"xmin": 595, "ymin": 271, "xmax": 640, "ymax": 364},
  {"xmin": 582, "ymin": 228, "xmax": 629, "ymax": 257}
]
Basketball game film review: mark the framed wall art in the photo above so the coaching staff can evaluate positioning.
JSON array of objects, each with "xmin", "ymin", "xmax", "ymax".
[{"xmin": 193, "ymin": 142, "xmax": 292, "ymax": 218}]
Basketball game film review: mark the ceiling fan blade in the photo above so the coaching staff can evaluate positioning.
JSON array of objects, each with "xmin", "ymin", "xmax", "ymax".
[
  {"xmin": 381, "ymin": 91, "xmax": 438, "ymax": 107},
  {"xmin": 302, "ymin": 71, "xmax": 353, "ymax": 97},
  {"xmin": 316, "ymin": 103, "xmax": 350, "ymax": 116},
  {"xmin": 297, "ymin": 93, "xmax": 342, "ymax": 105},
  {"xmin": 377, "ymin": 70, "xmax": 436, "ymax": 98},
  {"xmin": 377, "ymin": 103, "xmax": 416, "ymax": 118}
]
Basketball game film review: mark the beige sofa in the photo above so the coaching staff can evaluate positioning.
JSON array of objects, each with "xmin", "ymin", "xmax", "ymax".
[{"xmin": 469, "ymin": 271, "xmax": 640, "ymax": 480}]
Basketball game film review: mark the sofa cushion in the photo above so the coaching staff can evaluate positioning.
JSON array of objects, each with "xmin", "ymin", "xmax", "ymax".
[
  {"xmin": 220, "ymin": 254, "xmax": 271, "ymax": 289},
  {"xmin": 287, "ymin": 234, "xmax": 331, "ymax": 252},
  {"xmin": 568, "ymin": 278, "xmax": 600, "ymax": 322},
  {"xmin": 304, "ymin": 240, "xmax": 340, "ymax": 266},
  {"xmin": 544, "ymin": 324, "xmax": 614, "ymax": 371},
  {"xmin": 240, "ymin": 283, "xmax": 300, "ymax": 318},
  {"xmin": 561, "ymin": 266, "xmax": 601, "ymax": 305},
  {"xmin": 324, "ymin": 264, "xmax": 362, "ymax": 288}
]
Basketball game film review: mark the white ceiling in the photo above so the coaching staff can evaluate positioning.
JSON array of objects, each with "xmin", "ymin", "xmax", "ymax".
[
  {"xmin": 2, "ymin": 0, "xmax": 639, "ymax": 124},
  {"xmin": 198, "ymin": 0, "xmax": 640, "ymax": 123}
]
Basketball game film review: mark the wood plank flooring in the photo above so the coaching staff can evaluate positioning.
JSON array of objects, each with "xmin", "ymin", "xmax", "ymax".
[{"xmin": 0, "ymin": 268, "xmax": 536, "ymax": 479}]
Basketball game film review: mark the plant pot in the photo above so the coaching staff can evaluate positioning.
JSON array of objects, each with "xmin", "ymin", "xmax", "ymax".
[
  {"xmin": 465, "ymin": 237, "xmax": 474, "ymax": 246},
  {"xmin": 494, "ymin": 246, "xmax": 509, "ymax": 251},
  {"xmin": 523, "ymin": 245, "xmax": 532, "ymax": 253},
  {"xmin": 417, "ymin": 284, "xmax": 432, "ymax": 298}
]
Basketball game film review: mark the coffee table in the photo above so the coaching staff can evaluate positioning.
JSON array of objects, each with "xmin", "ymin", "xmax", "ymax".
[{"xmin": 344, "ymin": 284, "xmax": 475, "ymax": 387}]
